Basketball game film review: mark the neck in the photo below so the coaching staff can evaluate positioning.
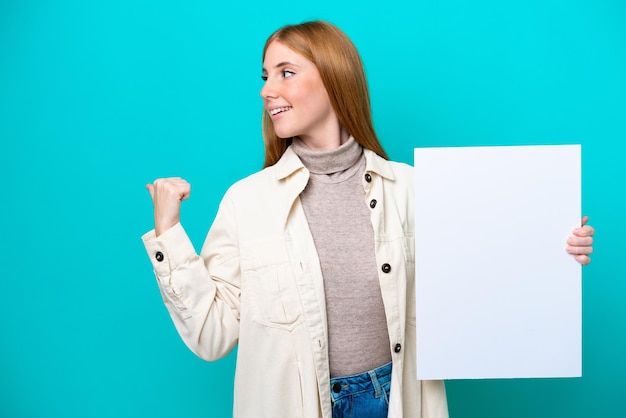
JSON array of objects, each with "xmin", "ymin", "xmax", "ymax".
[{"xmin": 297, "ymin": 127, "xmax": 350, "ymax": 151}]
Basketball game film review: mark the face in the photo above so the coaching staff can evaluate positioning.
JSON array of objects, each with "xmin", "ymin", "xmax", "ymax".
[{"xmin": 261, "ymin": 41, "xmax": 342, "ymax": 150}]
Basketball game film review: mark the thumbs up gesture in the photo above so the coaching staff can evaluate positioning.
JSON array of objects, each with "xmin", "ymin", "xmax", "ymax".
[{"xmin": 146, "ymin": 177, "xmax": 191, "ymax": 236}]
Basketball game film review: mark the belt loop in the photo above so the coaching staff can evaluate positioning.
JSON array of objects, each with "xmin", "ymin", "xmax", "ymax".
[{"xmin": 368, "ymin": 370, "xmax": 382, "ymax": 398}]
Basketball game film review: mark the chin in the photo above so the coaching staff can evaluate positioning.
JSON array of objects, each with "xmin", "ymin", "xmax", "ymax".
[
  {"xmin": 272, "ymin": 121, "xmax": 302, "ymax": 139},
  {"xmin": 274, "ymin": 130, "xmax": 299, "ymax": 140}
]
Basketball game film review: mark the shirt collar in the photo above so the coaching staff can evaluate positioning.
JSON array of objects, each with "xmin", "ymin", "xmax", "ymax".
[
  {"xmin": 274, "ymin": 144, "xmax": 396, "ymax": 182},
  {"xmin": 274, "ymin": 146, "xmax": 307, "ymax": 181},
  {"xmin": 363, "ymin": 148, "xmax": 395, "ymax": 181}
]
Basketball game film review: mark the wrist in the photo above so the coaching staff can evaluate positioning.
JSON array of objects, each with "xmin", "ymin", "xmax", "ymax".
[{"xmin": 155, "ymin": 217, "xmax": 179, "ymax": 237}]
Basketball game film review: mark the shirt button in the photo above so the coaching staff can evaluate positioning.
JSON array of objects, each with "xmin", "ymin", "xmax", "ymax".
[
  {"xmin": 155, "ymin": 251, "xmax": 164, "ymax": 262},
  {"xmin": 369, "ymin": 199, "xmax": 377, "ymax": 208},
  {"xmin": 381, "ymin": 263, "xmax": 391, "ymax": 273},
  {"xmin": 332, "ymin": 382, "xmax": 342, "ymax": 393},
  {"xmin": 394, "ymin": 343, "xmax": 402, "ymax": 353},
  {"xmin": 364, "ymin": 173, "xmax": 372, "ymax": 183}
]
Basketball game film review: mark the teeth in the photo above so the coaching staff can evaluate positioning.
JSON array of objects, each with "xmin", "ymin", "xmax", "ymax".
[{"xmin": 270, "ymin": 106, "xmax": 292, "ymax": 116}]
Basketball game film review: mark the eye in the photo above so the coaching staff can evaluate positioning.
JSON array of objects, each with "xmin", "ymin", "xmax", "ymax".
[
  {"xmin": 261, "ymin": 75, "xmax": 268, "ymax": 81},
  {"xmin": 282, "ymin": 70, "xmax": 295, "ymax": 78}
]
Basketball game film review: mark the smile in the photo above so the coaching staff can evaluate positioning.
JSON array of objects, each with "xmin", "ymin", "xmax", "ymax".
[{"xmin": 269, "ymin": 106, "xmax": 292, "ymax": 116}]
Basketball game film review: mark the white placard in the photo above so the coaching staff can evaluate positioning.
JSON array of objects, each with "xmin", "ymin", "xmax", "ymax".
[{"xmin": 414, "ymin": 145, "xmax": 581, "ymax": 379}]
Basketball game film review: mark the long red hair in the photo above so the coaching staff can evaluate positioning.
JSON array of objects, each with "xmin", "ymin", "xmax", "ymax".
[{"xmin": 261, "ymin": 21, "xmax": 388, "ymax": 168}]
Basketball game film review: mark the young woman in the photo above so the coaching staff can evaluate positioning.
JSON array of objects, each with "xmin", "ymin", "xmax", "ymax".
[{"xmin": 143, "ymin": 21, "xmax": 595, "ymax": 418}]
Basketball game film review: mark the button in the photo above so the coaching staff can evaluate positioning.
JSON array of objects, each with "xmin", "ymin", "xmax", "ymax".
[
  {"xmin": 155, "ymin": 251, "xmax": 164, "ymax": 262},
  {"xmin": 394, "ymin": 343, "xmax": 402, "ymax": 353},
  {"xmin": 381, "ymin": 263, "xmax": 391, "ymax": 273},
  {"xmin": 369, "ymin": 199, "xmax": 377, "ymax": 208},
  {"xmin": 364, "ymin": 173, "xmax": 372, "ymax": 183},
  {"xmin": 332, "ymin": 382, "xmax": 341, "ymax": 393}
]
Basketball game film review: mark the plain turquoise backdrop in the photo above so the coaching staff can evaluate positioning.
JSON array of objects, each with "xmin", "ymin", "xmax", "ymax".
[{"xmin": 1, "ymin": 0, "xmax": 624, "ymax": 417}]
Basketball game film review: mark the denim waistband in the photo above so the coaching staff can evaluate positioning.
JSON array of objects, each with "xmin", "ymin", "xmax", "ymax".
[{"xmin": 329, "ymin": 362, "xmax": 392, "ymax": 402}]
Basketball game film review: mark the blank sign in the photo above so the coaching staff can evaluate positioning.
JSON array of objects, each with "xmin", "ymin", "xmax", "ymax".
[{"xmin": 414, "ymin": 145, "xmax": 581, "ymax": 380}]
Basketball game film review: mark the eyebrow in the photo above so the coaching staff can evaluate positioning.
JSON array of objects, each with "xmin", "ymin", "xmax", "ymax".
[{"xmin": 262, "ymin": 61, "xmax": 300, "ymax": 73}]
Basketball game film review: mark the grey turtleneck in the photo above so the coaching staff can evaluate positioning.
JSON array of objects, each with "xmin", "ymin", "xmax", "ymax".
[{"xmin": 291, "ymin": 137, "xmax": 392, "ymax": 377}]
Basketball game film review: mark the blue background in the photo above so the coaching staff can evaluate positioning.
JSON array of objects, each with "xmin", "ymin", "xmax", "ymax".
[{"xmin": 1, "ymin": 0, "xmax": 624, "ymax": 417}]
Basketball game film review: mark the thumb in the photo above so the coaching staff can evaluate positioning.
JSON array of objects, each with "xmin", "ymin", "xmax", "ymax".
[
  {"xmin": 146, "ymin": 183, "xmax": 155, "ymax": 200},
  {"xmin": 581, "ymin": 215, "xmax": 589, "ymax": 226}
]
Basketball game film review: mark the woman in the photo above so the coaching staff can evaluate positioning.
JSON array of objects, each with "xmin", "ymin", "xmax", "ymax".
[{"xmin": 143, "ymin": 21, "xmax": 595, "ymax": 418}]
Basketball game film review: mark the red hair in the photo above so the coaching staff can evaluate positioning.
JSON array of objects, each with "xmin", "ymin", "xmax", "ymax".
[{"xmin": 261, "ymin": 21, "xmax": 388, "ymax": 168}]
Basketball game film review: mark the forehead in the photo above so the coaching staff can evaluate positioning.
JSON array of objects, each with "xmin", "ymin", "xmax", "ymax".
[{"xmin": 262, "ymin": 41, "xmax": 312, "ymax": 69}]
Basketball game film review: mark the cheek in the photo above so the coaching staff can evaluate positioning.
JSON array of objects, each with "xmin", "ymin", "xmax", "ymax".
[
  {"xmin": 301, "ymin": 83, "xmax": 331, "ymax": 112},
  {"xmin": 290, "ymin": 80, "xmax": 315, "ymax": 103},
  {"xmin": 312, "ymin": 82, "xmax": 332, "ymax": 110},
  {"xmin": 296, "ymin": 76, "xmax": 327, "ymax": 100}
]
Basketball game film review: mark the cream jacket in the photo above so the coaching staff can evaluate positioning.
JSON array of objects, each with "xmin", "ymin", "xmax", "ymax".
[{"xmin": 143, "ymin": 147, "xmax": 448, "ymax": 418}]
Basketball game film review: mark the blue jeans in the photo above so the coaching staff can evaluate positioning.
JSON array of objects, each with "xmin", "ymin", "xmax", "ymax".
[{"xmin": 330, "ymin": 362, "xmax": 392, "ymax": 418}]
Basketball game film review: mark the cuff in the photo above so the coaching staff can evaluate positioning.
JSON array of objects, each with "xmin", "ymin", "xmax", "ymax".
[{"xmin": 142, "ymin": 222, "xmax": 197, "ymax": 277}]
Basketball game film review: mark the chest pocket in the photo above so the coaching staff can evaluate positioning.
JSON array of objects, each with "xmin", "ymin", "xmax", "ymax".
[{"xmin": 240, "ymin": 236, "xmax": 304, "ymax": 330}]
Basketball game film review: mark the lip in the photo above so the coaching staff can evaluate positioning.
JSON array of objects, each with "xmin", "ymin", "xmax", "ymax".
[{"xmin": 267, "ymin": 106, "xmax": 292, "ymax": 119}]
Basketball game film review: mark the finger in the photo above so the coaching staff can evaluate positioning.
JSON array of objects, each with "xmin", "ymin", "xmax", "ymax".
[
  {"xmin": 581, "ymin": 215, "xmax": 589, "ymax": 226},
  {"xmin": 154, "ymin": 178, "xmax": 190, "ymax": 197},
  {"xmin": 566, "ymin": 245, "xmax": 593, "ymax": 255},
  {"xmin": 574, "ymin": 225, "xmax": 595, "ymax": 237},
  {"xmin": 567, "ymin": 236, "xmax": 593, "ymax": 246},
  {"xmin": 146, "ymin": 184, "xmax": 155, "ymax": 200},
  {"xmin": 574, "ymin": 254, "xmax": 591, "ymax": 266},
  {"xmin": 176, "ymin": 182, "xmax": 191, "ymax": 201}
]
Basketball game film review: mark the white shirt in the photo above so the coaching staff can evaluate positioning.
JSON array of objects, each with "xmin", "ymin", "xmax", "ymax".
[{"xmin": 143, "ymin": 146, "xmax": 448, "ymax": 417}]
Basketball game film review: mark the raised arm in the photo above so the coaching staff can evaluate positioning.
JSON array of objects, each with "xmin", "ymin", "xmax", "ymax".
[{"xmin": 143, "ymin": 178, "xmax": 241, "ymax": 361}]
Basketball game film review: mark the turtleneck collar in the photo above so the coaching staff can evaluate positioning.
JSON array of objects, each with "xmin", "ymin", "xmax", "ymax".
[{"xmin": 291, "ymin": 136, "xmax": 363, "ymax": 175}]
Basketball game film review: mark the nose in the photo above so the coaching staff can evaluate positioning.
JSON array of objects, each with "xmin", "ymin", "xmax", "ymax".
[{"xmin": 260, "ymin": 78, "xmax": 278, "ymax": 100}]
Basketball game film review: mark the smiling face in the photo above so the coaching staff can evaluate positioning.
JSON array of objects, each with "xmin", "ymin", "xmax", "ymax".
[{"xmin": 261, "ymin": 41, "xmax": 344, "ymax": 150}]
